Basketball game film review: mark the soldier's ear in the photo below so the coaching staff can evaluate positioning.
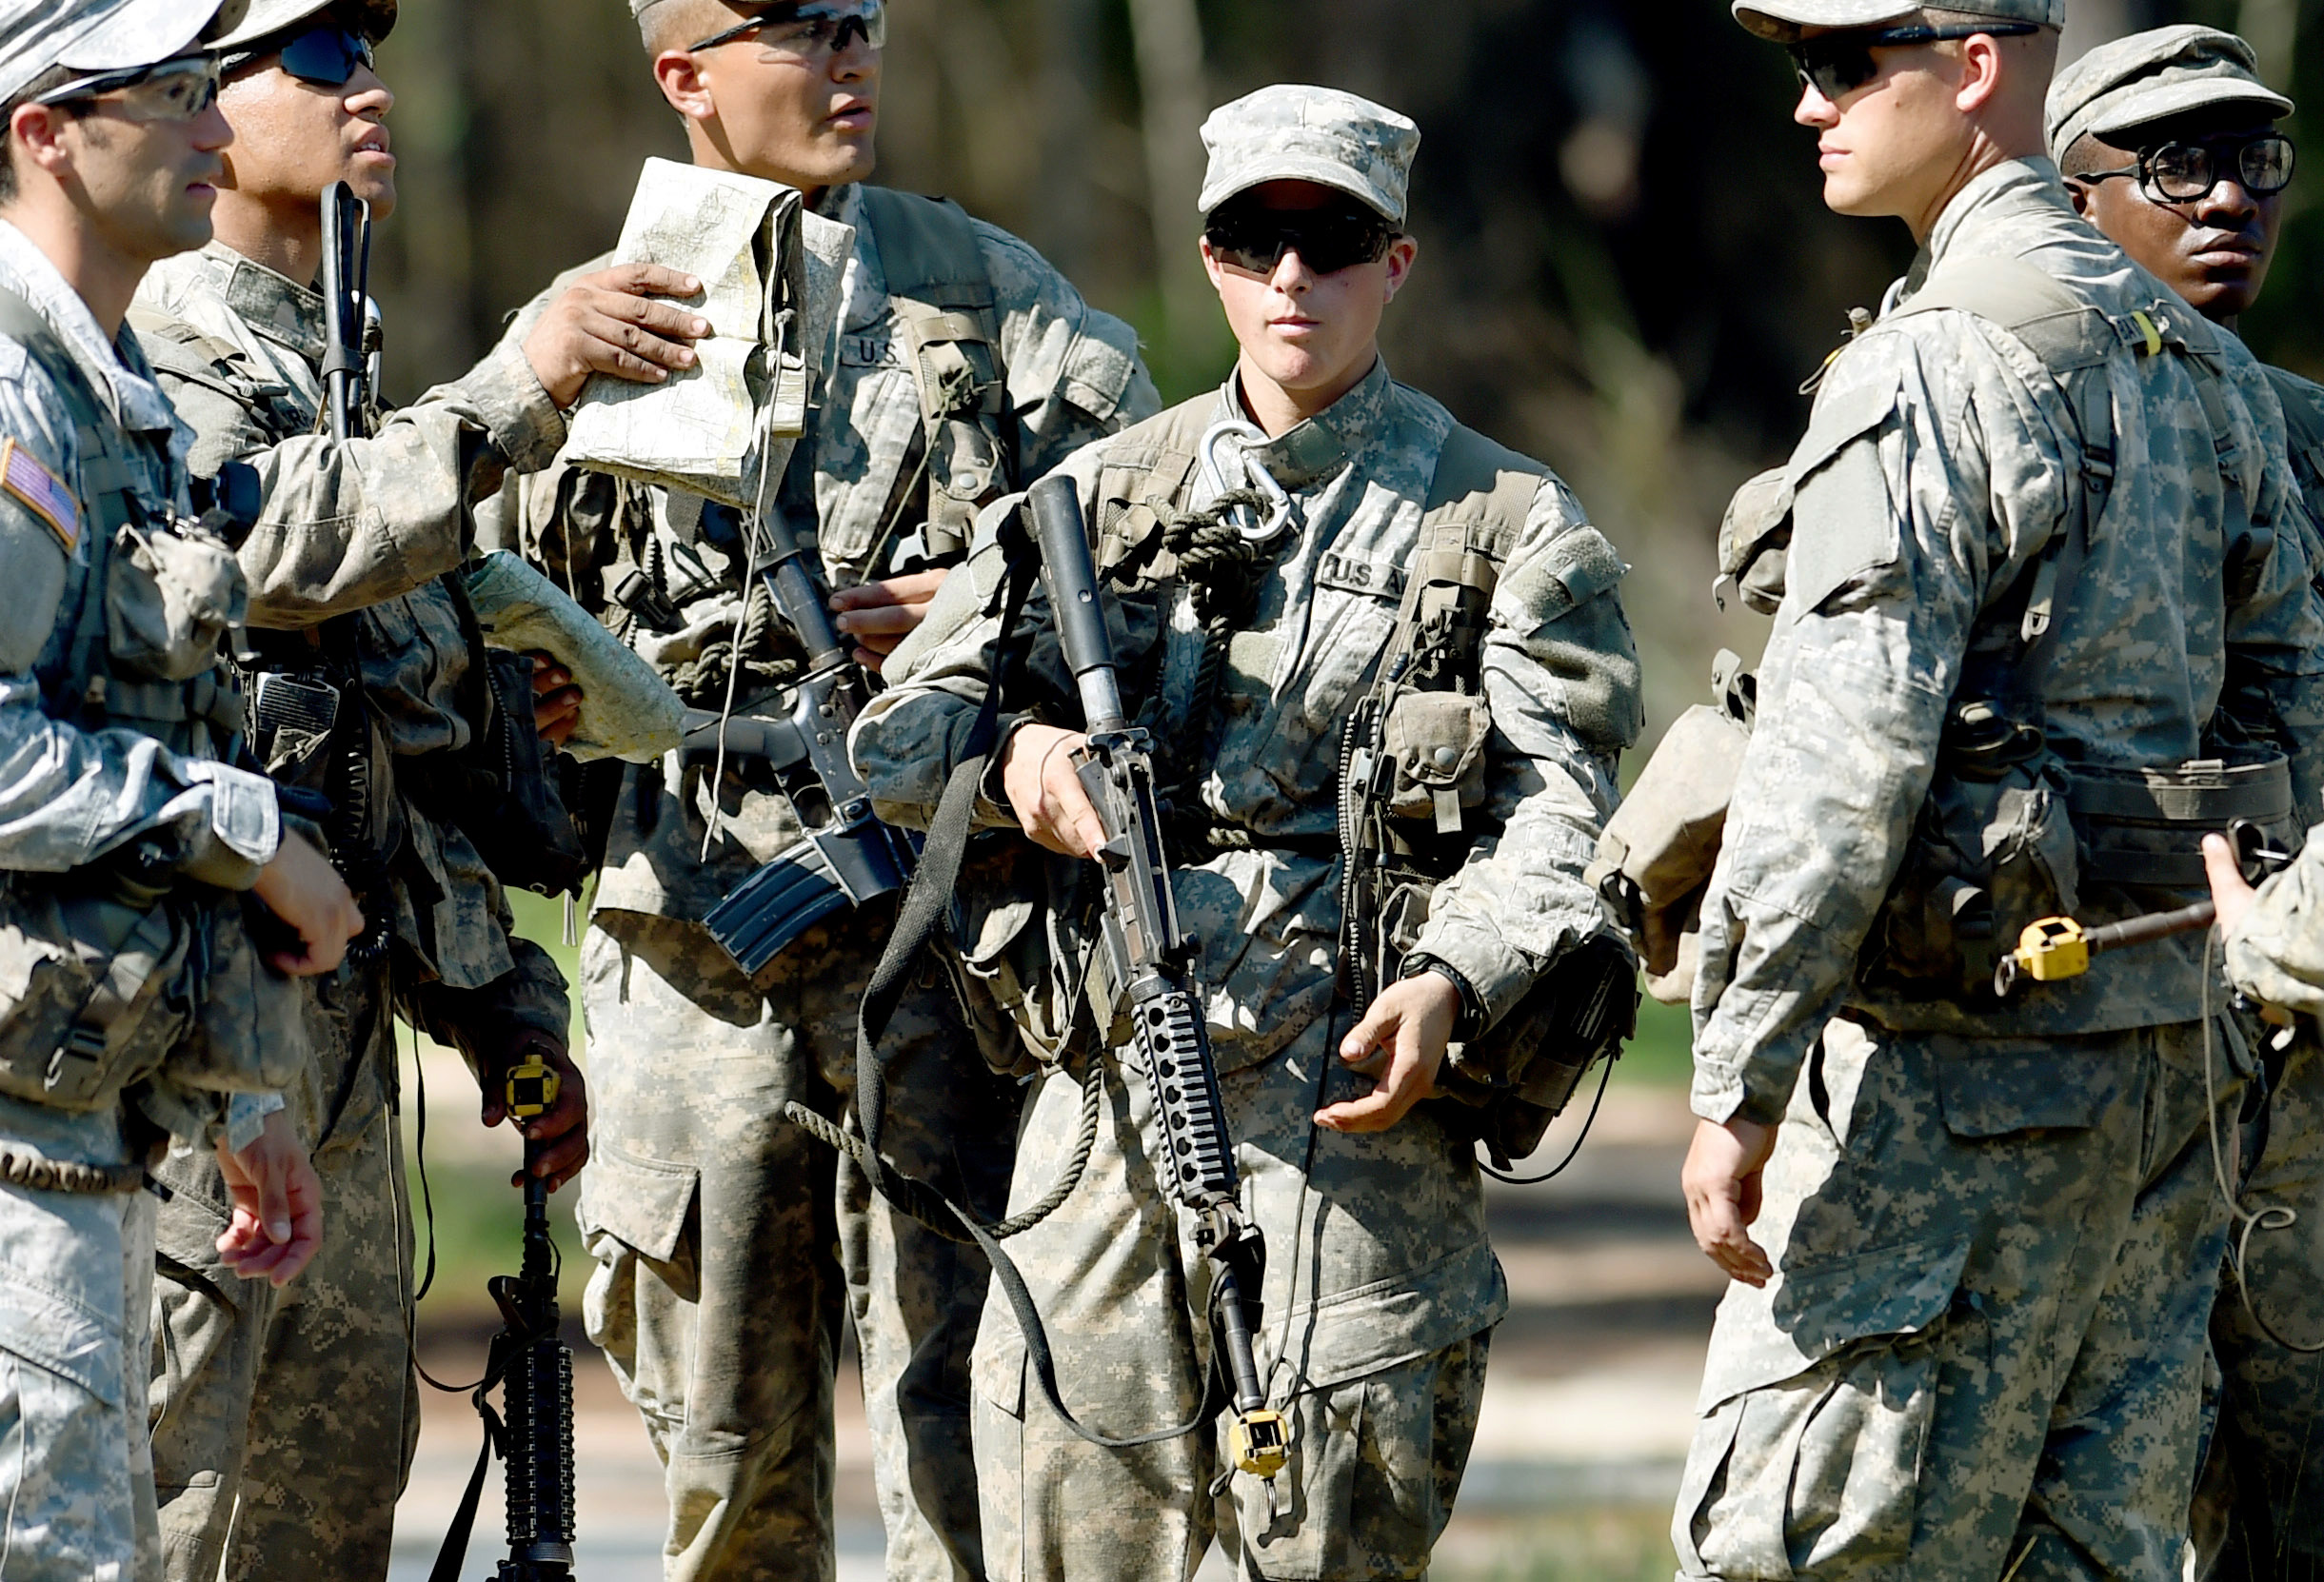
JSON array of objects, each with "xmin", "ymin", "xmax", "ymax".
[
  {"xmin": 1381, "ymin": 235, "xmax": 1419, "ymax": 305},
  {"xmin": 652, "ymin": 49, "xmax": 716, "ymax": 124}
]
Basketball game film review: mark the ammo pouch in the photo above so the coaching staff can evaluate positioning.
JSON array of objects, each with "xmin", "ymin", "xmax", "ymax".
[
  {"xmin": 1432, "ymin": 933, "xmax": 1640, "ymax": 1171},
  {"xmin": 940, "ymin": 838, "xmax": 1102, "ymax": 1078},
  {"xmin": 0, "ymin": 875, "xmax": 189, "ymax": 1112},
  {"xmin": 1590, "ymin": 651, "xmax": 1756, "ymax": 1004},
  {"xmin": 1860, "ymin": 702, "xmax": 2079, "ymax": 999},
  {"xmin": 402, "ymin": 644, "xmax": 592, "ymax": 900}
]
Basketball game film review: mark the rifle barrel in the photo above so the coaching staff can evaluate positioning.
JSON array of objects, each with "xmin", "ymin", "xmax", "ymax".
[{"xmin": 1027, "ymin": 476, "xmax": 1126, "ymax": 732}]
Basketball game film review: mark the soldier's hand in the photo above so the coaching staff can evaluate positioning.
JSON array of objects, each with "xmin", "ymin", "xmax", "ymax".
[
  {"xmin": 1318, "ymin": 974, "xmax": 1459, "ymax": 1133},
  {"xmin": 830, "ymin": 568, "xmax": 948, "ymax": 672},
  {"xmin": 213, "ymin": 1110, "xmax": 324, "ymax": 1287},
  {"xmin": 1682, "ymin": 1117, "xmax": 1778, "ymax": 1287},
  {"xmin": 524, "ymin": 649, "xmax": 584, "ymax": 747},
  {"xmin": 482, "ymin": 1032, "xmax": 590, "ymax": 1192},
  {"xmin": 249, "ymin": 833, "xmax": 364, "ymax": 977},
  {"xmin": 524, "ymin": 263, "xmax": 708, "ymax": 409},
  {"xmin": 2203, "ymin": 832, "xmax": 2259, "ymax": 940},
  {"xmin": 1000, "ymin": 723, "xmax": 1107, "ymax": 859}
]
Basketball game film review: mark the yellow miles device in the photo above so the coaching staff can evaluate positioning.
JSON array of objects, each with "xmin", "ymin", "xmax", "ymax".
[
  {"xmin": 506, "ymin": 1053, "xmax": 561, "ymax": 1120},
  {"xmin": 1229, "ymin": 1407, "xmax": 1290, "ymax": 1479},
  {"xmin": 1994, "ymin": 901, "xmax": 2217, "ymax": 998},
  {"xmin": 2009, "ymin": 918, "xmax": 2090, "ymax": 983}
]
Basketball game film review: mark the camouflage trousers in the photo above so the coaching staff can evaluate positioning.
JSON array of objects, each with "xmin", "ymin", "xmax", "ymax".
[
  {"xmin": 1675, "ymin": 1015, "xmax": 2243, "ymax": 1582},
  {"xmin": 148, "ymin": 958, "xmax": 420, "ymax": 1582},
  {"xmin": 2192, "ymin": 1034, "xmax": 2324, "ymax": 1580},
  {"xmin": 578, "ymin": 908, "xmax": 1020, "ymax": 1582},
  {"xmin": 971, "ymin": 1015, "xmax": 1499, "ymax": 1581},
  {"xmin": 0, "ymin": 1167, "xmax": 160, "ymax": 1580}
]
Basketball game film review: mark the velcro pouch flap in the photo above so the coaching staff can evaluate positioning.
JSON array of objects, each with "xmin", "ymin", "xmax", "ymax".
[
  {"xmin": 1699, "ymin": 1234, "xmax": 1970, "ymax": 1412},
  {"xmin": 579, "ymin": 1141, "xmax": 698, "ymax": 1264},
  {"xmin": 1383, "ymin": 692, "xmax": 1492, "ymax": 817}
]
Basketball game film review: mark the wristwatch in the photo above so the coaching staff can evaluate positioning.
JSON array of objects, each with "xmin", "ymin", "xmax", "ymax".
[{"xmin": 1400, "ymin": 954, "xmax": 1484, "ymax": 1044}]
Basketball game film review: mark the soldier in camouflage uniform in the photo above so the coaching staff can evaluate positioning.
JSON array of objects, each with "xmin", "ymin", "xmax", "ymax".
[
  {"xmin": 126, "ymin": 3, "xmax": 705, "ymax": 1573},
  {"xmin": 0, "ymin": 2, "xmax": 367, "ymax": 1574},
  {"xmin": 1678, "ymin": 3, "xmax": 2324, "ymax": 1577},
  {"xmin": 852, "ymin": 86, "xmax": 1642, "ymax": 1579},
  {"xmin": 490, "ymin": 4, "xmax": 1157, "ymax": 1578},
  {"xmin": 2045, "ymin": 30, "xmax": 2324, "ymax": 1579}
]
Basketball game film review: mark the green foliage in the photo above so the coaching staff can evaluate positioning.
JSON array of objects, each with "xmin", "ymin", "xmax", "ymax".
[{"xmin": 1616, "ymin": 991, "xmax": 1694, "ymax": 1089}]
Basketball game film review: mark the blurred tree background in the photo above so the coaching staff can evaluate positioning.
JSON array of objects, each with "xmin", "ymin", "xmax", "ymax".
[{"xmin": 368, "ymin": 0, "xmax": 2323, "ymax": 742}]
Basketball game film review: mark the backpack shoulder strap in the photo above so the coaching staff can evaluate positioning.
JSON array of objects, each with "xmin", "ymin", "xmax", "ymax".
[
  {"xmin": 857, "ymin": 188, "xmax": 1011, "ymax": 558},
  {"xmin": 1087, "ymin": 397, "xmax": 1214, "ymax": 578}
]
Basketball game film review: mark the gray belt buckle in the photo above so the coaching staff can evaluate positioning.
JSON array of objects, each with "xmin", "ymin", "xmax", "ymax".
[{"xmin": 250, "ymin": 673, "xmax": 341, "ymax": 739}]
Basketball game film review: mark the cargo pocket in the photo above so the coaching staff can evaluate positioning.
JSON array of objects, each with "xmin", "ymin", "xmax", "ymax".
[
  {"xmin": 577, "ymin": 1142, "xmax": 697, "ymax": 1270},
  {"xmin": 1676, "ymin": 1236, "xmax": 1968, "ymax": 1579}
]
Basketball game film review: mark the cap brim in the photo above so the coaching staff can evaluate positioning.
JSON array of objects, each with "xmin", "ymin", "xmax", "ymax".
[
  {"xmin": 1732, "ymin": 0, "xmax": 1917, "ymax": 43},
  {"xmin": 210, "ymin": 0, "xmax": 394, "ymax": 51},
  {"xmin": 55, "ymin": 0, "xmax": 226, "ymax": 73},
  {"xmin": 2089, "ymin": 79, "xmax": 2294, "ymax": 140},
  {"xmin": 1199, "ymin": 156, "xmax": 1400, "ymax": 224}
]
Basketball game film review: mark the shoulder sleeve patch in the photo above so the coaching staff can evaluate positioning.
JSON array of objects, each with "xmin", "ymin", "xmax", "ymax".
[{"xmin": 1, "ymin": 438, "xmax": 77, "ymax": 551}]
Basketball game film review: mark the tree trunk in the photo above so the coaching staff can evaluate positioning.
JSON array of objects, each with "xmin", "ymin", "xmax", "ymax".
[{"xmin": 1127, "ymin": 0, "xmax": 1209, "ymax": 361}]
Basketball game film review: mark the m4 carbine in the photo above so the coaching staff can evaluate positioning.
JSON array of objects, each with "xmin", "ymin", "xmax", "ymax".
[
  {"xmin": 1024, "ymin": 474, "xmax": 1289, "ymax": 1486},
  {"xmin": 685, "ymin": 504, "xmax": 916, "ymax": 977}
]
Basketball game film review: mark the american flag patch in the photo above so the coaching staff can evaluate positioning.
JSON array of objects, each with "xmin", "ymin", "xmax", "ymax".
[{"xmin": 1, "ymin": 438, "xmax": 76, "ymax": 551}]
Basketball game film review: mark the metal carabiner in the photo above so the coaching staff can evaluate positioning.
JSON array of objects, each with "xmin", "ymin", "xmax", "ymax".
[{"xmin": 1198, "ymin": 421, "xmax": 1297, "ymax": 545}]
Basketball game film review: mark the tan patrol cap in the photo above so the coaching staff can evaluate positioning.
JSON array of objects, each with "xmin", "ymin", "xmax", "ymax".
[
  {"xmin": 1198, "ymin": 84, "xmax": 1420, "ymax": 227},
  {"xmin": 2044, "ymin": 26, "xmax": 2291, "ymax": 163},
  {"xmin": 211, "ymin": 0, "xmax": 393, "ymax": 50},
  {"xmin": 1733, "ymin": 0, "xmax": 2062, "ymax": 46}
]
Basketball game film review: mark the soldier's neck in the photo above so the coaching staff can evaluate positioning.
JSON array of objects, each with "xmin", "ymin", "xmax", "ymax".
[
  {"xmin": 0, "ymin": 190, "xmax": 149, "ymax": 337},
  {"xmin": 1236, "ymin": 346, "xmax": 1380, "ymax": 439},
  {"xmin": 209, "ymin": 192, "xmax": 322, "ymax": 289}
]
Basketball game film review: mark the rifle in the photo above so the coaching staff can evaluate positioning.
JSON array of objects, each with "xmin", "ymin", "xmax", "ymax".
[
  {"xmin": 427, "ymin": 1052, "xmax": 579, "ymax": 1582},
  {"xmin": 688, "ymin": 503, "xmax": 916, "ymax": 977},
  {"xmin": 319, "ymin": 181, "xmax": 371, "ymax": 445},
  {"xmin": 1023, "ymin": 474, "xmax": 1289, "ymax": 1487}
]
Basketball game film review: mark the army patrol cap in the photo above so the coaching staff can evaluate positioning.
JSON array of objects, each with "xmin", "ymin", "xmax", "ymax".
[
  {"xmin": 1734, "ymin": 0, "xmax": 2062, "ymax": 46},
  {"xmin": 210, "ymin": 0, "xmax": 392, "ymax": 52},
  {"xmin": 0, "ymin": 0, "xmax": 239, "ymax": 106},
  {"xmin": 1199, "ymin": 85, "xmax": 1420, "ymax": 227},
  {"xmin": 2045, "ymin": 27, "xmax": 2291, "ymax": 164}
]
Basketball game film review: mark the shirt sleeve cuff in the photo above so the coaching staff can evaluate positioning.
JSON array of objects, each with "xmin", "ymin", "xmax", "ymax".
[
  {"xmin": 223, "ymin": 1091, "xmax": 286, "ymax": 1154},
  {"xmin": 458, "ymin": 342, "xmax": 569, "ymax": 474},
  {"xmin": 175, "ymin": 761, "xmax": 282, "ymax": 890}
]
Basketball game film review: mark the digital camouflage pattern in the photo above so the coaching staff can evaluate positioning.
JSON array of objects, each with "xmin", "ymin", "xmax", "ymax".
[
  {"xmin": 0, "ymin": 209, "xmax": 295, "ymax": 1582},
  {"xmin": 2209, "ymin": 818, "xmax": 2324, "ymax": 1568},
  {"xmin": 1682, "ymin": 160, "xmax": 2324, "ymax": 1579},
  {"xmin": 1732, "ymin": 0, "xmax": 2064, "ymax": 45},
  {"xmin": 149, "ymin": 966, "xmax": 417, "ymax": 1580},
  {"xmin": 578, "ymin": 911, "xmax": 1017, "ymax": 1582},
  {"xmin": 1676, "ymin": 1016, "xmax": 2243, "ymax": 1581},
  {"xmin": 499, "ymin": 183, "xmax": 1153, "ymax": 1581},
  {"xmin": 1690, "ymin": 160, "xmax": 2324, "ymax": 1128},
  {"xmin": 131, "ymin": 239, "xmax": 573, "ymax": 1580},
  {"xmin": 2042, "ymin": 25, "xmax": 2293, "ymax": 170},
  {"xmin": 1196, "ymin": 85, "xmax": 1420, "ymax": 225},
  {"xmin": 856, "ymin": 362, "xmax": 1640, "ymax": 1576}
]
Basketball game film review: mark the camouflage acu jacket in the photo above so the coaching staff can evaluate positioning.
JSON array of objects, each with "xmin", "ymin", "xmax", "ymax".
[
  {"xmin": 1691, "ymin": 160, "xmax": 2324, "ymax": 1127},
  {"xmin": 852, "ymin": 361, "xmax": 1643, "ymax": 1069},
  {"xmin": 133, "ymin": 244, "xmax": 566, "ymax": 1027},
  {"xmin": 498, "ymin": 181, "xmax": 1159, "ymax": 925}
]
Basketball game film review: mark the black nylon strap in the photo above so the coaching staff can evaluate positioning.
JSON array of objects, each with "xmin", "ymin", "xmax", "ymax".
[{"xmin": 799, "ymin": 509, "xmax": 1225, "ymax": 1453}]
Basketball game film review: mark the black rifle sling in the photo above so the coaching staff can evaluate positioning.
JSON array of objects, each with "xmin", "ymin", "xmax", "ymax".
[{"xmin": 787, "ymin": 511, "xmax": 1225, "ymax": 1451}]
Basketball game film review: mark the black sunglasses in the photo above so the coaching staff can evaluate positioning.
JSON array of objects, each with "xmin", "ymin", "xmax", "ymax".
[
  {"xmin": 224, "ymin": 25, "xmax": 375, "ymax": 87},
  {"xmin": 1787, "ymin": 21, "xmax": 2037, "ymax": 102},
  {"xmin": 2077, "ymin": 134, "xmax": 2297, "ymax": 204},
  {"xmin": 1203, "ymin": 200, "xmax": 1399, "ymax": 277}
]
